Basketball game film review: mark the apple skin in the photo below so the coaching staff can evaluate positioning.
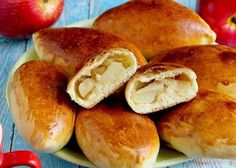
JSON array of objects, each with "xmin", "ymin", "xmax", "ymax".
[
  {"xmin": 198, "ymin": 0, "xmax": 236, "ymax": 47},
  {"xmin": 0, "ymin": 0, "xmax": 64, "ymax": 39}
]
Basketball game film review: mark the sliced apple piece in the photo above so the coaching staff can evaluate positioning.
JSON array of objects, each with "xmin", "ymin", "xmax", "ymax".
[
  {"xmin": 100, "ymin": 62, "xmax": 126, "ymax": 84},
  {"xmin": 133, "ymin": 81, "xmax": 164, "ymax": 104},
  {"xmin": 78, "ymin": 78, "xmax": 95, "ymax": 98}
]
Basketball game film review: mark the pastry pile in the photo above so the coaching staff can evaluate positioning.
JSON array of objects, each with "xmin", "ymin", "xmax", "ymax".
[{"xmin": 8, "ymin": 0, "xmax": 236, "ymax": 168}]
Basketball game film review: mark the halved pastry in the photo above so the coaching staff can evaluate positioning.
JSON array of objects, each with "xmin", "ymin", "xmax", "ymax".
[
  {"xmin": 93, "ymin": 0, "xmax": 216, "ymax": 59},
  {"xmin": 67, "ymin": 48, "xmax": 138, "ymax": 108},
  {"xmin": 9, "ymin": 61, "xmax": 76, "ymax": 153},
  {"xmin": 75, "ymin": 100, "xmax": 160, "ymax": 168},
  {"xmin": 33, "ymin": 28, "xmax": 147, "ymax": 108},
  {"xmin": 151, "ymin": 45, "xmax": 236, "ymax": 100},
  {"xmin": 125, "ymin": 63, "xmax": 198, "ymax": 114},
  {"xmin": 157, "ymin": 90, "xmax": 236, "ymax": 159}
]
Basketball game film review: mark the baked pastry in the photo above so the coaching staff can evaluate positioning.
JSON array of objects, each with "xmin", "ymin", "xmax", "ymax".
[
  {"xmin": 93, "ymin": 0, "xmax": 216, "ymax": 59},
  {"xmin": 33, "ymin": 28, "xmax": 146, "ymax": 75},
  {"xmin": 151, "ymin": 45, "xmax": 236, "ymax": 100},
  {"xmin": 33, "ymin": 28, "xmax": 147, "ymax": 108},
  {"xmin": 9, "ymin": 61, "xmax": 76, "ymax": 153},
  {"xmin": 125, "ymin": 63, "xmax": 198, "ymax": 114},
  {"xmin": 75, "ymin": 100, "xmax": 159, "ymax": 168},
  {"xmin": 156, "ymin": 90, "xmax": 236, "ymax": 159}
]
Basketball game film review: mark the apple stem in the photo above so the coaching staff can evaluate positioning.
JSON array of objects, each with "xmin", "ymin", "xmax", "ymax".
[
  {"xmin": 231, "ymin": 17, "xmax": 236, "ymax": 25},
  {"xmin": 43, "ymin": 0, "xmax": 48, "ymax": 3}
]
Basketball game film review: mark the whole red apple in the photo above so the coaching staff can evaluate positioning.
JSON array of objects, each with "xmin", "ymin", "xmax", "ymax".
[
  {"xmin": 198, "ymin": 0, "xmax": 236, "ymax": 47},
  {"xmin": 0, "ymin": 0, "xmax": 64, "ymax": 39}
]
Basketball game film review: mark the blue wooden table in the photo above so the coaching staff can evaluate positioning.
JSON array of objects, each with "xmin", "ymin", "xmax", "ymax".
[{"xmin": 1, "ymin": 0, "xmax": 236, "ymax": 167}]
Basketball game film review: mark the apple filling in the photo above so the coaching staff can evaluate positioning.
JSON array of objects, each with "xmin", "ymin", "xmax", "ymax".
[
  {"xmin": 76, "ymin": 54, "xmax": 134, "ymax": 100},
  {"xmin": 132, "ymin": 74, "xmax": 193, "ymax": 105}
]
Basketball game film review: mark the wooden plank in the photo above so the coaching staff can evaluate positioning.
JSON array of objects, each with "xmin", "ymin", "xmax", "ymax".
[
  {"xmin": 176, "ymin": 0, "xmax": 197, "ymax": 10},
  {"xmin": 54, "ymin": 0, "xmax": 90, "ymax": 27},
  {"xmin": 171, "ymin": 158, "xmax": 236, "ymax": 168},
  {"xmin": 89, "ymin": 0, "xmax": 128, "ymax": 18},
  {"xmin": 0, "ymin": 36, "xmax": 26, "ymax": 152},
  {"xmin": 89, "ymin": 0, "xmax": 197, "ymax": 19}
]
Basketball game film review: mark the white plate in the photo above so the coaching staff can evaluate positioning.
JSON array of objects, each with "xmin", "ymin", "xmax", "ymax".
[{"xmin": 6, "ymin": 18, "xmax": 190, "ymax": 168}]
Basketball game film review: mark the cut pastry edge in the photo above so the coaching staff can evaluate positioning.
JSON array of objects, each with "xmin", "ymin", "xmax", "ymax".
[
  {"xmin": 125, "ymin": 66, "xmax": 198, "ymax": 114},
  {"xmin": 67, "ymin": 48, "xmax": 137, "ymax": 108}
]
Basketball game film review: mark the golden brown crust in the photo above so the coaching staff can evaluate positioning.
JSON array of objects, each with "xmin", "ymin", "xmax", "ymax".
[
  {"xmin": 151, "ymin": 45, "xmax": 236, "ymax": 99},
  {"xmin": 93, "ymin": 0, "xmax": 216, "ymax": 59},
  {"xmin": 75, "ymin": 101, "xmax": 159, "ymax": 168},
  {"xmin": 133, "ymin": 63, "xmax": 189, "ymax": 77},
  {"xmin": 33, "ymin": 28, "xmax": 147, "ymax": 76},
  {"xmin": 9, "ymin": 60, "xmax": 77, "ymax": 153},
  {"xmin": 156, "ymin": 90, "xmax": 236, "ymax": 158},
  {"xmin": 151, "ymin": 44, "xmax": 236, "ymax": 64}
]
